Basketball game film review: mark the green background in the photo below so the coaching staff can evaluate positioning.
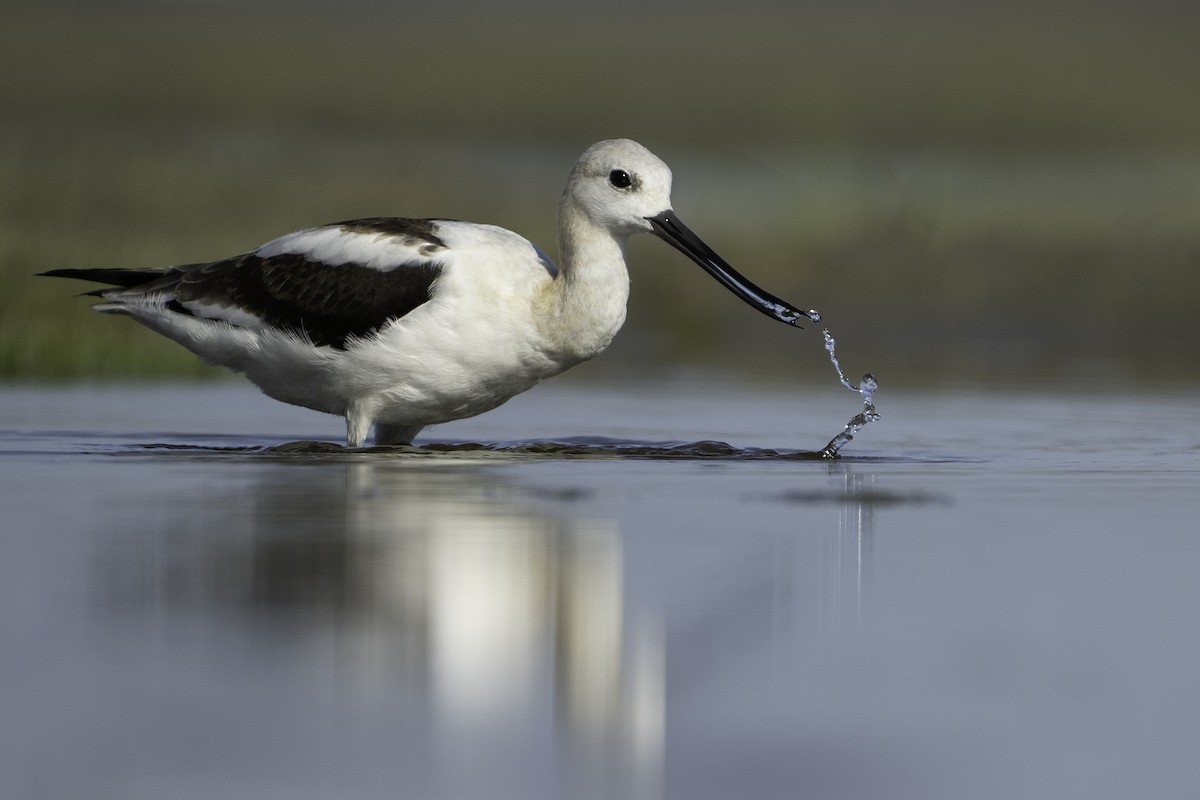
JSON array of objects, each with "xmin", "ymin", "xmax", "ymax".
[{"xmin": 4, "ymin": 0, "xmax": 1197, "ymax": 385}]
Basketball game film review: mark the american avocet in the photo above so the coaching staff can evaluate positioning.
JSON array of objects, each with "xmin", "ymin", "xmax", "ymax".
[{"xmin": 42, "ymin": 139, "xmax": 817, "ymax": 447}]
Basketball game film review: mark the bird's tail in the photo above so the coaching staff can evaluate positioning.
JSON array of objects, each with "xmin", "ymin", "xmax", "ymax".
[{"xmin": 40, "ymin": 267, "xmax": 170, "ymax": 294}]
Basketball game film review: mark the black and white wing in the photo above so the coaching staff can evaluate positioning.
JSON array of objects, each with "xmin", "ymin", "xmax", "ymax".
[{"xmin": 48, "ymin": 218, "xmax": 453, "ymax": 350}]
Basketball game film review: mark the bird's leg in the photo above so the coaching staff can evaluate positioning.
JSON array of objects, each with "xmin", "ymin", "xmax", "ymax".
[
  {"xmin": 345, "ymin": 407, "xmax": 372, "ymax": 448},
  {"xmin": 373, "ymin": 423, "xmax": 423, "ymax": 446}
]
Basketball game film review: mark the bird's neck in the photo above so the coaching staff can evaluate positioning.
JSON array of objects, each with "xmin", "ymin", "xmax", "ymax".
[{"xmin": 539, "ymin": 210, "xmax": 631, "ymax": 363}]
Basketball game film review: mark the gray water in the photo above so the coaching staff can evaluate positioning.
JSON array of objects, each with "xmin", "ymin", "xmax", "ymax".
[{"xmin": 2, "ymin": 378, "xmax": 1198, "ymax": 800}]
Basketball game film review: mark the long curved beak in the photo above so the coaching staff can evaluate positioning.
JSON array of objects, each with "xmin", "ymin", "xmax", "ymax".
[{"xmin": 647, "ymin": 210, "xmax": 818, "ymax": 328}]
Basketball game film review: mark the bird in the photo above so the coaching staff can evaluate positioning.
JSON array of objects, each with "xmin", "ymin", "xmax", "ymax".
[{"xmin": 41, "ymin": 138, "xmax": 818, "ymax": 447}]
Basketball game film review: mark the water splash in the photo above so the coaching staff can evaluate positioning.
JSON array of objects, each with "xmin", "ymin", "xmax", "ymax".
[{"xmin": 819, "ymin": 327, "xmax": 881, "ymax": 458}]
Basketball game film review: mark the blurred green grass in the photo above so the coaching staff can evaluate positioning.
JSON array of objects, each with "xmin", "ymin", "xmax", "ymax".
[{"xmin": 4, "ymin": 0, "xmax": 1199, "ymax": 385}]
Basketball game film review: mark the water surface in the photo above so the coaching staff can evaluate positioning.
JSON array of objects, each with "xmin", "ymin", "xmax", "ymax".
[{"xmin": 1, "ymin": 379, "xmax": 1198, "ymax": 800}]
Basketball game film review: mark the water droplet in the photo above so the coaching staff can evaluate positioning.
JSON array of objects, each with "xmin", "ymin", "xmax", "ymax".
[
  {"xmin": 816, "ymin": 329, "xmax": 881, "ymax": 457},
  {"xmin": 807, "ymin": 309, "xmax": 822, "ymax": 322}
]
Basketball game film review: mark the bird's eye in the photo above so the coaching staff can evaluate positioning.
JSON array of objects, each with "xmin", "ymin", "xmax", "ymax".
[{"xmin": 609, "ymin": 169, "xmax": 633, "ymax": 189}]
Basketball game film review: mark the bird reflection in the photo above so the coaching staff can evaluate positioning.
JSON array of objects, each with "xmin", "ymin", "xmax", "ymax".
[{"xmin": 99, "ymin": 459, "xmax": 663, "ymax": 800}]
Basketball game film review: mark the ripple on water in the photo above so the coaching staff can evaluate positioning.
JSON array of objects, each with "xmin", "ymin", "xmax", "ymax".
[
  {"xmin": 0, "ymin": 429, "xmax": 940, "ymax": 464},
  {"xmin": 267, "ymin": 437, "xmax": 835, "ymax": 461},
  {"xmin": 92, "ymin": 436, "xmax": 870, "ymax": 462}
]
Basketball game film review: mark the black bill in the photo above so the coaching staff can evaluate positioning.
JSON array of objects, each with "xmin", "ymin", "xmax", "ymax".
[{"xmin": 647, "ymin": 211, "xmax": 818, "ymax": 328}]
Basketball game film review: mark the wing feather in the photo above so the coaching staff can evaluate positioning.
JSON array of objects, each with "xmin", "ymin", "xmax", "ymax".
[
  {"xmin": 44, "ymin": 218, "xmax": 452, "ymax": 349},
  {"xmin": 174, "ymin": 251, "xmax": 441, "ymax": 349},
  {"xmin": 173, "ymin": 219, "xmax": 449, "ymax": 349}
]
